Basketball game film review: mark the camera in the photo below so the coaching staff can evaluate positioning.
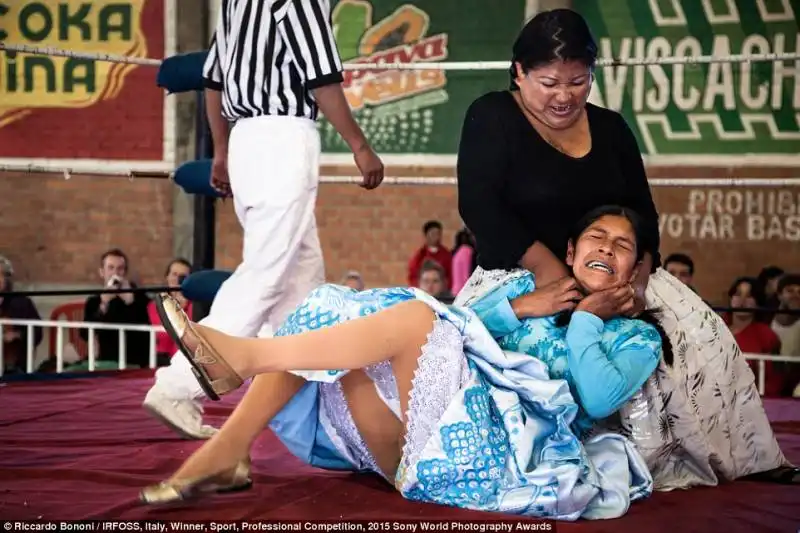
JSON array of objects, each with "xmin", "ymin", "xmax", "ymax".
[{"xmin": 177, "ymin": 274, "xmax": 187, "ymax": 285}]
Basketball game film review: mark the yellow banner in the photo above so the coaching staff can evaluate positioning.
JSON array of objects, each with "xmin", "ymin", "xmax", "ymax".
[{"xmin": 0, "ymin": 1, "xmax": 149, "ymax": 128}]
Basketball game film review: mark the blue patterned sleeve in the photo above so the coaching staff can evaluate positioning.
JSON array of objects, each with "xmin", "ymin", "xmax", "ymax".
[
  {"xmin": 468, "ymin": 274, "xmax": 537, "ymax": 338},
  {"xmin": 469, "ymin": 286, "xmax": 523, "ymax": 338},
  {"xmin": 564, "ymin": 311, "xmax": 662, "ymax": 420}
]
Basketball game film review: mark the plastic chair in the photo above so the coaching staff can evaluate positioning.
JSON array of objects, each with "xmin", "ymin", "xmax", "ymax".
[{"xmin": 49, "ymin": 302, "xmax": 89, "ymax": 360}]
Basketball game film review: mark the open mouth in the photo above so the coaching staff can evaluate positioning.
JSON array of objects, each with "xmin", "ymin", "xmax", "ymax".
[
  {"xmin": 550, "ymin": 104, "xmax": 574, "ymax": 116},
  {"xmin": 585, "ymin": 260, "xmax": 614, "ymax": 275}
]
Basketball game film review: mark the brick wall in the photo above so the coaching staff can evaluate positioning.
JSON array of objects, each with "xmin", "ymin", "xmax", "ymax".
[
  {"xmin": 3, "ymin": 163, "xmax": 795, "ymax": 306},
  {"xmin": 0, "ymin": 172, "xmax": 173, "ymax": 286}
]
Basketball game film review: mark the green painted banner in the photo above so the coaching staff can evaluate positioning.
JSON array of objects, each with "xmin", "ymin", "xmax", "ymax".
[
  {"xmin": 320, "ymin": 0, "xmax": 526, "ymax": 156},
  {"xmin": 579, "ymin": 1, "xmax": 800, "ymax": 161}
]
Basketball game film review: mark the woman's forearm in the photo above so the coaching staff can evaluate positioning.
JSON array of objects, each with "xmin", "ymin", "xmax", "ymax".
[{"xmin": 519, "ymin": 242, "xmax": 569, "ymax": 287}]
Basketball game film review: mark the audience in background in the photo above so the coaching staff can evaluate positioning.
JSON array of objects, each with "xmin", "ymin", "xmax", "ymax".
[
  {"xmin": 664, "ymin": 253, "xmax": 696, "ymax": 290},
  {"xmin": 407, "ymin": 220, "xmax": 452, "ymax": 289},
  {"xmin": 770, "ymin": 274, "xmax": 800, "ymax": 396},
  {"xmin": 451, "ymin": 228, "xmax": 477, "ymax": 295},
  {"xmin": 340, "ymin": 270, "xmax": 365, "ymax": 291},
  {"xmin": 418, "ymin": 260, "xmax": 455, "ymax": 303},
  {"xmin": 757, "ymin": 266, "xmax": 785, "ymax": 321},
  {"xmin": 0, "ymin": 255, "xmax": 42, "ymax": 374},
  {"xmin": 147, "ymin": 258, "xmax": 193, "ymax": 366},
  {"xmin": 2, "ymin": 234, "xmax": 797, "ymax": 397},
  {"xmin": 723, "ymin": 277, "xmax": 782, "ymax": 396},
  {"xmin": 80, "ymin": 249, "xmax": 151, "ymax": 369}
]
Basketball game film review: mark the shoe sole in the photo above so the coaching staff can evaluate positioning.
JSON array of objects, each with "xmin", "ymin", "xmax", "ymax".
[
  {"xmin": 143, "ymin": 400, "xmax": 216, "ymax": 441},
  {"xmin": 154, "ymin": 294, "xmax": 222, "ymax": 401}
]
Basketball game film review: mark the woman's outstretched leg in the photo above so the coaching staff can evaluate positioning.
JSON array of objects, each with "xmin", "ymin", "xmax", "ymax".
[
  {"xmin": 171, "ymin": 299, "xmax": 437, "ymax": 389},
  {"xmin": 141, "ymin": 371, "xmax": 305, "ymax": 503},
  {"xmin": 146, "ymin": 298, "xmax": 440, "ymax": 500},
  {"xmin": 172, "ymin": 371, "xmax": 304, "ymax": 480}
]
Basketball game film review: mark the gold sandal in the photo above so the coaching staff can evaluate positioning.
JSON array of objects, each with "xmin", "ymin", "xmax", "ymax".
[
  {"xmin": 155, "ymin": 293, "xmax": 244, "ymax": 401},
  {"xmin": 140, "ymin": 458, "xmax": 252, "ymax": 504}
]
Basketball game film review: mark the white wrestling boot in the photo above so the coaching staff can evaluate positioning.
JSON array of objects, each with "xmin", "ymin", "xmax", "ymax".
[{"xmin": 143, "ymin": 384, "xmax": 218, "ymax": 440}]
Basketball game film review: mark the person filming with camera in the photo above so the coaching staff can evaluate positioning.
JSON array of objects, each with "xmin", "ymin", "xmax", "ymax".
[{"xmin": 80, "ymin": 249, "xmax": 151, "ymax": 369}]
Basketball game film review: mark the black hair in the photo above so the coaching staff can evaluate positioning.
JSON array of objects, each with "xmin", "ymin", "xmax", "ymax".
[
  {"xmin": 454, "ymin": 228, "xmax": 474, "ymax": 250},
  {"xmin": 664, "ymin": 253, "xmax": 694, "ymax": 275},
  {"xmin": 510, "ymin": 8, "xmax": 598, "ymax": 89},
  {"xmin": 164, "ymin": 257, "xmax": 193, "ymax": 277},
  {"xmin": 728, "ymin": 276, "xmax": 766, "ymax": 306},
  {"xmin": 728, "ymin": 276, "xmax": 776, "ymax": 323},
  {"xmin": 454, "ymin": 228, "xmax": 479, "ymax": 273},
  {"xmin": 423, "ymin": 220, "xmax": 442, "ymax": 234},
  {"xmin": 553, "ymin": 205, "xmax": 674, "ymax": 366},
  {"xmin": 757, "ymin": 265, "xmax": 784, "ymax": 292},
  {"xmin": 777, "ymin": 273, "xmax": 800, "ymax": 294}
]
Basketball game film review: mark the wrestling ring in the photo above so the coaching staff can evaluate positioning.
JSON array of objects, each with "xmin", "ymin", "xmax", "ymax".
[{"xmin": 0, "ymin": 40, "xmax": 798, "ymax": 529}]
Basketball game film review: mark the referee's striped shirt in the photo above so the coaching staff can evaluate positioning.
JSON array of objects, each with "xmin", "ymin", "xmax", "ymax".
[{"xmin": 202, "ymin": 0, "xmax": 343, "ymax": 121}]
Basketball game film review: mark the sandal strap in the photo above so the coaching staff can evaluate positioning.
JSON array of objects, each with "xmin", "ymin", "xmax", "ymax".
[
  {"xmin": 210, "ymin": 375, "xmax": 244, "ymax": 395},
  {"xmin": 186, "ymin": 323, "xmax": 244, "ymax": 395}
]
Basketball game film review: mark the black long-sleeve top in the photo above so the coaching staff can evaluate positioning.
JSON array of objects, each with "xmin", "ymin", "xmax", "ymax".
[
  {"xmin": 457, "ymin": 91, "xmax": 661, "ymax": 272},
  {"xmin": 80, "ymin": 292, "xmax": 151, "ymax": 368}
]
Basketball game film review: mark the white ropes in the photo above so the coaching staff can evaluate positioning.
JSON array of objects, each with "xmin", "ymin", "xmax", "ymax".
[
  {"xmin": 1, "ymin": 163, "xmax": 798, "ymax": 188},
  {"xmin": 2, "ymin": 41, "xmax": 799, "ymax": 188},
  {"xmin": 2, "ymin": 41, "xmax": 800, "ymax": 70}
]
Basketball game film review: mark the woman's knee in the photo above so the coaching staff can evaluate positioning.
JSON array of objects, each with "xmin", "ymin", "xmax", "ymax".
[{"xmin": 392, "ymin": 300, "xmax": 437, "ymax": 332}]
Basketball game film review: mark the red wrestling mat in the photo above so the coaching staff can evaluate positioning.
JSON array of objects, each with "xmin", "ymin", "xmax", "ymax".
[{"xmin": 0, "ymin": 370, "xmax": 798, "ymax": 531}]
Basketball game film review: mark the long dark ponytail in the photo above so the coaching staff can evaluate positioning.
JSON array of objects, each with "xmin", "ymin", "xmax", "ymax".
[{"xmin": 553, "ymin": 205, "xmax": 674, "ymax": 366}]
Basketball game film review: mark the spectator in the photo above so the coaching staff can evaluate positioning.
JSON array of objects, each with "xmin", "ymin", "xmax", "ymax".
[
  {"xmin": 408, "ymin": 220, "xmax": 452, "ymax": 288},
  {"xmin": 664, "ymin": 253, "xmax": 695, "ymax": 289},
  {"xmin": 148, "ymin": 258, "xmax": 193, "ymax": 366},
  {"xmin": 79, "ymin": 249, "xmax": 151, "ymax": 368},
  {"xmin": 451, "ymin": 228, "xmax": 477, "ymax": 295},
  {"xmin": 771, "ymin": 274, "xmax": 800, "ymax": 396},
  {"xmin": 0, "ymin": 255, "xmax": 42, "ymax": 374},
  {"xmin": 418, "ymin": 260, "xmax": 454, "ymax": 303},
  {"xmin": 340, "ymin": 270, "xmax": 365, "ymax": 291},
  {"xmin": 757, "ymin": 265, "xmax": 784, "ymax": 314},
  {"xmin": 724, "ymin": 277, "xmax": 782, "ymax": 396}
]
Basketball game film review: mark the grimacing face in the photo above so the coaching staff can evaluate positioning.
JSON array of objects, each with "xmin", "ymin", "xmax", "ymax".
[
  {"xmin": 514, "ymin": 59, "xmax": 593, "ymax": 130},
  {"xmin": 566, "ymin": 215, "xmax": 640, "ymax": 293}
]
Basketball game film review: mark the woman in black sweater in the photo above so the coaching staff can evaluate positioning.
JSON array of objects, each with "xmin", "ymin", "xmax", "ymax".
[{"xmin": 454, "ymin": 8, "xmax": 793, "ymax": 488}]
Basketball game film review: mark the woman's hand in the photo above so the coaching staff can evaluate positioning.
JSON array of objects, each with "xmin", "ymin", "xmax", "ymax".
[
  {"xmin": 511, "ymin": 277, "xmax": 583, "ymax": 318},
  {"xmin": 576, "ymin": 284, "xmax": 636, "ymax": 320},
  {"xmin": 623, "ymin": 285, "xmax": 647, "ymax": 318}
]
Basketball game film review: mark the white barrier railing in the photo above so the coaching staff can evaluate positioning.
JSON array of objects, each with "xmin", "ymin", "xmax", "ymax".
[
  {"xmin": 0, "ymin": 318, "xmax": 797, "ymax": 397},
  {"xmin": 0, "ymin": 318, "xmax": 164, "ymax": 376}
]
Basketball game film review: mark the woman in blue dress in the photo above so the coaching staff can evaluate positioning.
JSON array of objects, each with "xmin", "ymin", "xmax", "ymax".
[
  {"xmin": 454, "ymin": 8, "xmax": 791, "ymax": 488},
  {"xmin": 141, "ymin": 206, "xmax": 667, "ymax": 520}
]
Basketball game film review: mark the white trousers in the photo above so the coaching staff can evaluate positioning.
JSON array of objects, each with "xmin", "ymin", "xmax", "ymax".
[{"xmin": 154, "ymin": 116, "xmax": 325, "ymax": 400}]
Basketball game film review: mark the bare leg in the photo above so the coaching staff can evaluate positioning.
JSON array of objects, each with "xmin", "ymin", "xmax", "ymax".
[
  {"xmin": 166, "ymin": 371, "xmax": 304, "ymax": 482},
  {"xmin": 158, "ymin": 301, "xmax": 437, "ymax": 486},
  {"xmin": 191, "ymin": 300, "xmax": 437, "ymax": 381}
]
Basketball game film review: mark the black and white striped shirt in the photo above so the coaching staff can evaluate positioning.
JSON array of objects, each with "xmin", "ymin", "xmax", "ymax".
[{"xmin": 202, "ymin": 0, "xmax": 343, "ymax": 121}]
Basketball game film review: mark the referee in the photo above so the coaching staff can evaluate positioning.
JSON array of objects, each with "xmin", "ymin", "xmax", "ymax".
[{"xmin": 143, "ymin": 0, "xmax": 384, "ymax": 439}]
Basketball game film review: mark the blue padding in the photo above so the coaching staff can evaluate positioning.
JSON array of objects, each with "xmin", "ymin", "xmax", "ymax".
[
  {"xmin": 173, "ymin": 159, "xmax": 223, "ymax": 198},
  {"xmin": 157, "ymin": 51, "xmax": 209, "ymax": 93},
  {"xmin": 182, "ymin": 269, "xmax": 233, "ymax": 302}
]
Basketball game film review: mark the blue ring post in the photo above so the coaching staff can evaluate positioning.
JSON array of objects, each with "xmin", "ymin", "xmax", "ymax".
[{"xmin": 157, "ymin": 41, "xmax": 220, "ymax": 316}]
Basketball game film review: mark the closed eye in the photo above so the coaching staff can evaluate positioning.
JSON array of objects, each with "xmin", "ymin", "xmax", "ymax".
[{"xmin": 616, "ymin": 239, "xmax": 635, "ymax": 251}]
